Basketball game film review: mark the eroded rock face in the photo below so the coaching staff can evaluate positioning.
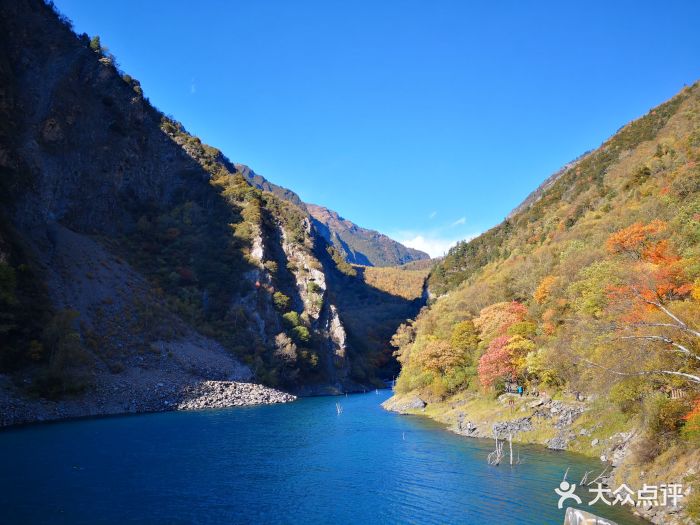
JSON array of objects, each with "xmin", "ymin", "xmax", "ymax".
[
  {"xmin": 280, "ymin": 222, "xmax": 326, "ymax": 320},
  {"xmin": 1, "ymin": 0, "xmax": 406, "ymax": 411},
  {"xmin": 327, "ymin": 303, "xmax": 348, "ymax": 361}
]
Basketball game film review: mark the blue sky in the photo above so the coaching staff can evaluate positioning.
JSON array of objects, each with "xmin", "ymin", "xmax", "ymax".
[{"xmin": 55, "ymin": 1, "xmax": 700, "ymax": 257}]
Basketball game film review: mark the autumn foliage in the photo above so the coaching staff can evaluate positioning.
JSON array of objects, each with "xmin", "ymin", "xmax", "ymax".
[
  {"xmin": 605, "ymin": 220, "xmax": 667, "ymax": 259},
  {"xmin": 473, "ymin": 301, "xmax": 527, "ymax": 343},
  {"xmin": 477, "ymin": 336, "xmax": 513, "ymax": 387},
  {"xmin": 394, "ymin": 85, "xmax": 700, "ymax": 448},
  {"xmin": 606, "ymin": 220, "xmax": 693, "ymax": 314}
]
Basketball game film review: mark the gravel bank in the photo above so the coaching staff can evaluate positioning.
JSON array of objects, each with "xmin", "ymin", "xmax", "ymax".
[
  {"xmin": 178, "ymin": 381, "xmax": 297, "ymax": 410},
  {"xmin": 0, "ymin": 375, "xmax": 296, "ymax": 428}
]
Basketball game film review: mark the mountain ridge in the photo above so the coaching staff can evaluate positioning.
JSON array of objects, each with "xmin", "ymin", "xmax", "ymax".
[
  {"xmin": 307, "ymin": 203, "xmax": 429, "ymax": 267},
  {"xmin": 230, "ymin": 164, "xmax": 430, "ymax": 267}
]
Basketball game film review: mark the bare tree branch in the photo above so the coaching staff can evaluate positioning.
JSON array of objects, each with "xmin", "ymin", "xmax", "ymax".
[
  {"xmin": 631, "ymin": 287, "xmax": 700, "ymax": 338},
  {"xmin": 632, "ymin": 321, "xmax": 700, "ymax": 338},
  {"xmin": 574, "ymin": 356, "xmax": 700, "ymax": 385}
]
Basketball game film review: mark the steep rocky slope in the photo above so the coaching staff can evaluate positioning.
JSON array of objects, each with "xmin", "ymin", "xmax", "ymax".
[{"xmin": 0, "ymin": 0, "xmax": 423, "ymax": 422}]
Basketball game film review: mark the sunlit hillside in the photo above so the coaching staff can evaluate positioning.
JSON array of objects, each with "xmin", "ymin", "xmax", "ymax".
[
  {"xmin": 357, "ymin": 264, "xmax": 431, "ymax": 301},
  {"xmin": 392, "ymin": 82, "xmax": 700, "ymax": 521}
]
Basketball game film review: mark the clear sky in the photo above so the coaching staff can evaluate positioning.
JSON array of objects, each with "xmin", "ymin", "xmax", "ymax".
[{"xmin": 54, "ymin": 0, "xmax": 700, "ymax": 257}]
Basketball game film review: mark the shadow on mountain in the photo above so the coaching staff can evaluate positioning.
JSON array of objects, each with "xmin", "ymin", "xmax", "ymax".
[{"xmin": 319, "ymin": 256, "xmax": 425, "ymax": 382}]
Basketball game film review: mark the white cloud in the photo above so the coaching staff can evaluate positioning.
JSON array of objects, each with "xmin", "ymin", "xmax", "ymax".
[
  {"xmin": 428, "ymin": 211, "xmax": 437, "ymax": 219},
  {"xmin": 400, "ymin": 235, "xmax": 460, "ymax": 258},
  {"xmin": 451, "ymin": 216, "xmax": 466, "ymax": 226}
]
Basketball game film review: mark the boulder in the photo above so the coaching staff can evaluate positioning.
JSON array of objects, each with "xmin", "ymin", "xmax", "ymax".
[{"xmin": 382, "ymin": 395, "xmax": 426, "ymax": 414}]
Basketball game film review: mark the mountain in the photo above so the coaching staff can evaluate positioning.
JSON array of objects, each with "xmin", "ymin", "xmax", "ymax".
[
  {"xmin": 389, "ymin": 83, "xmax": 700, "ymax": 523},
  {"xmin": 233, "ymin": 163, "xmax": 305, "ymax": 208},
  {"xmin": 506, "ymin": 151, "xmax": 590, "ymax": 219},
  {"xmin": 0, "ymin": 0, "xmax": 425, "ymax": 423},
  {"xmin": 231, "ymin": 166, "xmax": 429, "ymax": 267},
  {"xmin": 307, "ymin": 203, "xmax": 429, "ymax": 267}
]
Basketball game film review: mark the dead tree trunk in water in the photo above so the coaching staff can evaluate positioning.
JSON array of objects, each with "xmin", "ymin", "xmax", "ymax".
[
  {"xmin": 487, "ymin": 436, "xmax": 504, "ymax": 465},
  {"xmin": 509, "ymin": 433, "xmax": 513, "ymax": 466}
]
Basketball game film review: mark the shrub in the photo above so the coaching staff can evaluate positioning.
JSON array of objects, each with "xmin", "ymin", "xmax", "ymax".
[
  {"xmin": 631, "ymin": 432, "xmax": 665, "ymax": 464},
  {"xmin": 609, "ymin": 378, "xmax": 648, "ymax": 414},
  {"xmin": 263, "ymin": 260, "xmax": 278, "ymax": 274},
  {"xmin": 282, "ymin": 311, "xmax": 301, "ymax": 328},
  {"xmin": 633, "ymin": 394, "xmax": 691, "ymax": 461},
  {"xmin": 272, "ymin": 291, "xmax": 291, "ymax": 312},
  {"xmin": 646, "ymin": 394, "xmax": 689, "ymax": 436},
  {"xmin": 687, "ymin": 481, "xmax": 700, "ymax": 522},
  {"xmin": 681, "ymin": 398, "xmax": 700, "ymax": 442},
  {"xmin": 292, "ymin": 325, "xmax": 310, "ymax": 344},
  {"xmin": 89, "ymin": 35, "xmax": 103, "ymax": 54}
]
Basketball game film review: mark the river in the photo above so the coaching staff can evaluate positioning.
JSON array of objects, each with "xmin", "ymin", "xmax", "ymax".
[{"xmin": 0, "ymin": 390, "xmax": 648, "ymax": 524}]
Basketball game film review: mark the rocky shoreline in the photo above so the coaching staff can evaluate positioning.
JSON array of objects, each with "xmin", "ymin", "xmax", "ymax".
[
  {"xmin": 383, "ymin": 392, "xmax": 693, "ymax": 525},
  {"xmin": 384, "ymin": 392, "xmax": 614, "ymax": 452},
  {"xmin": 0, "ymin": 376, "xmax": 296, "ymax": 428}
]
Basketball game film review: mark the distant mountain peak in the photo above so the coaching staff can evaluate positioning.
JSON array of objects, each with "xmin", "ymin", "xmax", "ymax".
[
  {"xmin": 306, "ymin": 203, "xmax": 429, "ymax": 267},
  {"xmin": 228, "ymin": 166, "xmax": 429, "ymax": 267}
]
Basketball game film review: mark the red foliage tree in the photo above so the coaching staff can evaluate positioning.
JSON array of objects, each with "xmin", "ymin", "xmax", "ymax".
[{"xmin": 477, "ymin": 336, "xmax": 516, "ymax": 387}]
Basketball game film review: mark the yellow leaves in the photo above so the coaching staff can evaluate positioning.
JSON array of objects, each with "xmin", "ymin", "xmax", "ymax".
[
  {"xmin": 533, "ymin": 275, "xmax": 557, "ymax": 304},
  {"xmin": 692, "ymin": 279, "xmax": 700, "ymax": 302},
  {"xmin": 505, "ymin": 334, "xmax": 536, "ymax": 373},
  {"xmin": 524, "ymin": 349, "xmax": 558, "ymax": 386},
  {"xmin": 361, "ymin": 266, "xmax": 429, "ymax": 300},
  {"xmin": 415, "ymin": 337, "xmax": 466, "ymax": 374},
  {"xmin": 450, "ymin": 320, "xmax": 479, "ymax": 353}
]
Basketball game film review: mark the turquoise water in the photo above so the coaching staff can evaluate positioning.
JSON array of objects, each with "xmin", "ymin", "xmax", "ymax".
[{"xmin": 0, "ymin": 391, "xmax": 647, "ymax": 525}]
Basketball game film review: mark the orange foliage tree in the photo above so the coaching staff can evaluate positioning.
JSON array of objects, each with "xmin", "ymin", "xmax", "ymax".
[
  {"xmin": 474, "ymin": 301, "xmax": 528, "ymax": 344},
  {"xmin": 599, "ymin": 221, "xmax": 700, "ymax": 385}
]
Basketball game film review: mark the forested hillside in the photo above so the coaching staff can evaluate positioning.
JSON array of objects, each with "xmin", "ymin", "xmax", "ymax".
[{"xmin": 391, "ymin": 82, "xmax": 700, "ymax": 522}]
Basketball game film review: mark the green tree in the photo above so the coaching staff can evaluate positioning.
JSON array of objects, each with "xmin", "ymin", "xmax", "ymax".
[
  {"xmin": 89, "ymin": 35, "xmax": 102, "ymax": 54},
  {"xmin": 36, "ymin": 310, "xmax": 91, "ymax": 397},
  {"xmin": 292, "ymin": 325, "xmax": 310, "ymax": 343},
  {"xmin": 273, "ymin": 291, "xmax": 291, "ymax": 311}
]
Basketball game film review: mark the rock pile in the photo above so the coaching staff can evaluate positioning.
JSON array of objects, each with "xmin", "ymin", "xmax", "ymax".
[
  {"xmin": 493, "ymin": 417, "xmax": 533, "ymax": 438},
  {"xmin": 178, "ymin": 381, "xmax": 296, "ymax": 410}
]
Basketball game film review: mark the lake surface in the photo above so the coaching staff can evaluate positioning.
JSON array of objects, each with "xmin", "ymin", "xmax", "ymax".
[{"xmin": 0, "ymin": 390, "xmax": 647, "ymax": 525}]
